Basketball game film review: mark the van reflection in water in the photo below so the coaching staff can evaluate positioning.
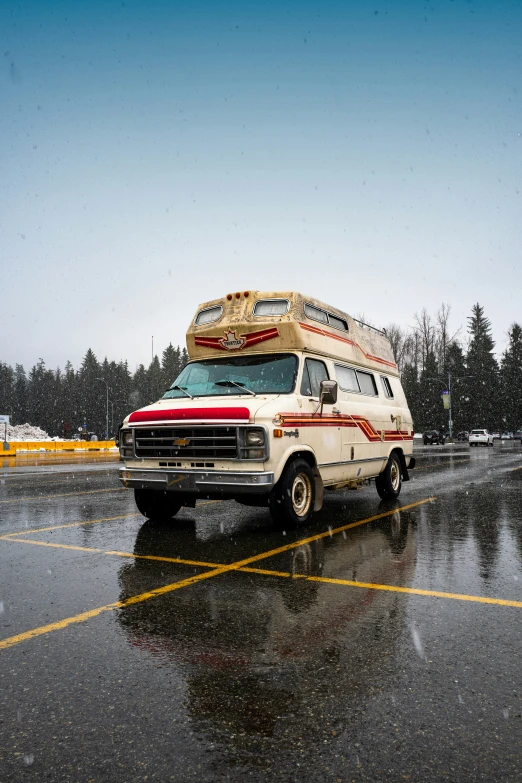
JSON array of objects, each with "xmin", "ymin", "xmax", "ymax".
[{"xmin": 117, "ymin": 508, "xmax": 417, "ymax": 767}]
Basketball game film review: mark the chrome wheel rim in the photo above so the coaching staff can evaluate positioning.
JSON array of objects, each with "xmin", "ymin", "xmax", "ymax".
[
  {"xmin": 390, "ymin": 459, "xmax": 400, "ymax": 491},
  {"xmin": 291, "ymin": 473, "xmax": 313, "ymax": 517}
]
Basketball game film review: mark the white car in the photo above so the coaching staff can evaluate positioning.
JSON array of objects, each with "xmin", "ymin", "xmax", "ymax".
[{"xmin": 469, "ymin": 429, "xmax": 494, "ymax": 447}]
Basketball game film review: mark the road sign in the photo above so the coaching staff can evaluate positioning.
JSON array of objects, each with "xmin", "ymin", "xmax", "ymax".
[{"xmin": 0, "ymin": 415, "xmax": 10, "ymax": 424}]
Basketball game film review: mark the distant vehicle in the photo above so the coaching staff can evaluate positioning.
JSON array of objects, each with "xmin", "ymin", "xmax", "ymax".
[
  {"xmin": 456, "ymin": 431, "xmax": 469, "ymax": 442},
  {"xmin": 469, "ymin": 429, "xmax": 494, "ymax": 447},
  {"xmin": 501, "ymin": 432, "xmax": 513, "ymax": 440},
  {"xmin": 423, "ymin": 430, "xmax": 445, "ymax": 445},
  {"xmin": 515, "ymin": 431, "xmax": 522, "ymax": 442},
  {"xmin": 492, "ymin": 432, "xmax": 501, "ymax": 440}
]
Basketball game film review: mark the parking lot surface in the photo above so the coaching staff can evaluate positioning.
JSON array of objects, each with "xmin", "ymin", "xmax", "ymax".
[{"xmin": 1, "ymin": 444, "xmax": 522, "ymax": 782}]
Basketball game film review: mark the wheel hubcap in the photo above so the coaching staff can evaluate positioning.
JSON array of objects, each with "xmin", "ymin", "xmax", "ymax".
[
  {"xmin": 291, "ymin": 473, "xmax": 312, "ymax": 516},
  {"xmin": 390, "ymin": 460, "xmax": 400, "ymax": 491}
]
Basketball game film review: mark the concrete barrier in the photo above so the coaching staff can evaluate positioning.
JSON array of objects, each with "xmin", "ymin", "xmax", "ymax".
[{"xmin": 1, "ymin": 441, "xmax": 117, "ymax": 457}]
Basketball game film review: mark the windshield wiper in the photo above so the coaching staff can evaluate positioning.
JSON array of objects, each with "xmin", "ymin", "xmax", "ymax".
[
  {"xmin": 170, "ymin": 385, "xmax": 194, "ymax": 400},
  {"xmin": 214, "ymin": 380, "xmax": 256, "ymax": 397}
]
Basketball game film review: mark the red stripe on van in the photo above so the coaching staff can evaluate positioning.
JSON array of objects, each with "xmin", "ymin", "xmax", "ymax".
[{"xmin": 129, "ymin": 407, "xmax": 250, "ymax": 424}]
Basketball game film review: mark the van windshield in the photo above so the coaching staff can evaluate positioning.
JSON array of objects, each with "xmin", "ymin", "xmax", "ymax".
[{"xmin": 163, "ymin": 353, "xmax": 298, "ymax": 398}]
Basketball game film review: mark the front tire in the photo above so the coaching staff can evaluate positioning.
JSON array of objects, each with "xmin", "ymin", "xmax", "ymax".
[
  {"xmin": 134, "ymin": 489, "xmax": 183, "ymax": 519},
  {"xmin": 375, "ymin": 452, "xmax": 402, "ymax": 500},
  {"xmin": 268, "ymin": 458, "xmax": 315, "ymax": 526}
]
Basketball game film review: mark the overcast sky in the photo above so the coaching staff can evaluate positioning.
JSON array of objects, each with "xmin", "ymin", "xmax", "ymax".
[{"xmin": 2, "ymin": 0, "xmax": 521, "ymax": 372}]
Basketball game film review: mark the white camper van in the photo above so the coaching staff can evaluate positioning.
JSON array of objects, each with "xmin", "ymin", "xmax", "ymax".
[{"xmin": 119, "ymin": 291, "xmax": 415, "ymax": 524}]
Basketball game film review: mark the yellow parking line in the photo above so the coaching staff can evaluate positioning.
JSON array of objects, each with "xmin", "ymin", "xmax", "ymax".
[
  {"xmin": 0, "ymin": 488, "xmax": 127, "ymax": 504},
  {"xmin": 0, "ymin": 498, "xmax": 433, "ymax": 651},
  {"xmin": 0, "ymin": 512, "xmax": 140, "ymax": 539},
  {"xmin": 0, "ymin": 536, "xmax": 220, "ymax": 570},
  {"xmin": 241, "ymin": 568, "xmax": 522, "ymax": 608},
  {"xmin": 106, "ymin": 551, "xmax": 221, "ymax": 568}
]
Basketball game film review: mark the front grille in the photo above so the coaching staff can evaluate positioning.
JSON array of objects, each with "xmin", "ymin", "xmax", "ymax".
[{"xmin": 134, "ymin": 426, "xmax": 238, "ymax": 460}]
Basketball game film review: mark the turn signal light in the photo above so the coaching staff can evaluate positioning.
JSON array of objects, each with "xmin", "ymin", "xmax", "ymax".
[
  {"xmin": 235, "ymin": 292, "xmax": 241, "ymax": 299},
  {"xmin": 273, "ymin": 429, "xmax": 283, "ymax": 438},
  {"xmin": 227, "ymin": 294, "xmax": 232, "ymax": 301}
]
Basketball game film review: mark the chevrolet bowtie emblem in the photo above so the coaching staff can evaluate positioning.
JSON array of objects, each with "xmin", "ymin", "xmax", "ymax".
[{"xmin": 173, "ymin": 438, "xmax": 191, "ymax": 447}]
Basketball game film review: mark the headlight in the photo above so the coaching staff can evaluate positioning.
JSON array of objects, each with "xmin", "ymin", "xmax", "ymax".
[
  {"xmin": 245, "ymin": 429, "xmax": 265, "ymax": 446},
  {"xmin": 122, "ymin": 430, "xmax": 133, "ymax": 447}
]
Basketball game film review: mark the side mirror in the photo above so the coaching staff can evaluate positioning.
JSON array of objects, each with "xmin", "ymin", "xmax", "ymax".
[{"xmin": 320, "ymin": 379, "xmax": 338, "ymax": 405}]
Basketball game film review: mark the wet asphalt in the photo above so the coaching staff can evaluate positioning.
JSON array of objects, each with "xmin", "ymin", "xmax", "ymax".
[{"xmin": 1, "ymin": 443, "xmax": 522, "ymax": 783}]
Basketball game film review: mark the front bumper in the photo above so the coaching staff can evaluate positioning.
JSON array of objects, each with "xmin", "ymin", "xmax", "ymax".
[{"xmin": 119, "ymin": 467, "xmax": 275, "ymax": 495}]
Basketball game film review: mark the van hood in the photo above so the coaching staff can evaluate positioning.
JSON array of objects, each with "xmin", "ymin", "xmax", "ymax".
[{"xmin": 124, "ymin": 396, "xmax": 277, "ymax": 426}]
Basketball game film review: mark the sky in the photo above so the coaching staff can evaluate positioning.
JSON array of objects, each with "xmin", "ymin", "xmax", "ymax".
[{"xmin": 2, "ymin": 0, "xmax": 521, "ymax": 372}]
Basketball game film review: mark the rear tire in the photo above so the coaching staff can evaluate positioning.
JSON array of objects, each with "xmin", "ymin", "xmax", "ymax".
[
  {"xmin": 134, "ymin": 489, "xmax": 183, "ymax": 519},
  {"xmin": 268, "ymin": 458, "xmax": 315, "ymax": 526},
  {"xmin": 375, "ymin": 452, "xmax": 402, "ymax": 501}
]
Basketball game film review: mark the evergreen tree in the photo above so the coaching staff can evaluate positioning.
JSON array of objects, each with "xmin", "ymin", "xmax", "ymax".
[
  {"xmin": 445, "ymin": 342, "xmax": 467, "ymax": 433},
  {"xmin": 0, "ymin": 362, "xmax": 14, "ymax": 418},
  {"xmin": 500, "ymin": 323, "xmax": 522, "ymax": 432},
  {"xmin": 12, "ymin": 365, "xmax": 28, "ymax": 425},
  {"xmin": 417, "ymin": 351, "xmax": 445, "ymax": 431},
  {"xmin": 162, "ymin": 343, "xmax": 181, "ymax": 388},
  {"xmin": 147, "ymin": 356, "xmax": 164, "ymax": 404},
  {"xmin": 78, "ymin": 349, "xmax": 103, "ymax": 436},
  {"xmin": 62, "ymin": 361, "xmax": 79, "ymax": 438},
  {"xmin": 465, "ymin": 304, "xmax": 499, "ymax": 431}
]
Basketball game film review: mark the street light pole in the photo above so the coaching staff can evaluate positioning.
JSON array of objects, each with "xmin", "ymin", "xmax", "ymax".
[
  {"xmin": 96, "ymin": 377, "xmax": 109, "ymax": 440},
  {"xmin": 425, "ymin": 372, "xmax": 473, "ymax": 441}
]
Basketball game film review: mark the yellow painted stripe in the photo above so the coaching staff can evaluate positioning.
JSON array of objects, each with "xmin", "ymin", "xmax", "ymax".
[
  {"xmin": 0, "ymin": 499, "xmax": 433, "ymax": 651},
  {"xmin": 0, "ymin": 512, "xmax": 140, "ymax": 539},
  {"xmin": 0, "ymin": 537, "xmax": 220, "ymax": 570},
  {"xmin": 0, "ymin": 487, "xmax": 127, "ymax": 504},
  {"xmin": 218, "ymin": 498, "xmax": 435, "ymax": 571},
  {"xmin": 301, "ymin": 575, "xmax": 522, "ymax": 608},
  {"xmin": 106, "ymin": 551, "xmax": 221, "ymax": 568},
  {"xmin": 0, "ymin": 565, "xmax": 232, "ymax": 650},
  {"xmin": 239, "ymin": 567, "xmax": 522, "ymax": 608},
  {"xmin": 1, "ymin": 538, "xmax": 102, "ymax": 554}
]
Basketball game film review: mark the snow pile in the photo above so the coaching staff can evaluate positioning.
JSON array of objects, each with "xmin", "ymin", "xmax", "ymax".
[{"xmin": 4, "ymin": 423, "xmax": 72, "ymax": 442}]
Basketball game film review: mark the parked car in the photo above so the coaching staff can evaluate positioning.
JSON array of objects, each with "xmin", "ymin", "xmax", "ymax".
[
  {"xmin": 492, "ymin": 432, "xmax": 501, "ymax": 440},
  {"xmin": 423, "ymin": 430, "xmax": 446, "ymax": 445},
  {"xmin": 469, "ymin": 429, "xmax": 494, "ymax": 447},
  {"xmin": 501, "ymin": 432, "xmax": 513, "ymax": 440},
  {"xmin": 456, "ymin": 431, "xmax": 469, "ymax": 442}
]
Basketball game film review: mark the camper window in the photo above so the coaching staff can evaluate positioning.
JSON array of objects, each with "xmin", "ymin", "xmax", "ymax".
[
  {"xmin": 253, "ymin": 299, "xmax": 290, "ymax": 316},
  {"xmin": 195, "ymin": 305, "xmax": 223, "ymax": 325},
  {"xmin": 300, "ymin": 358, "xmax": 329, "ymax": 397},
  {"xmin": 304, "ymin": 303, "xmax": 348, "ymax": 332},
  {"xmin": 356, "ymin": 370, "xmax": 378, "ymax": 396},
  {"xmin": 335, "ymin": 364, "xmax": 359, "ymax": 392},
  {"xmin": 304, "ymin": 303, "xmax": 328, "ymax": 324},
  {"xmin": 327, "ymin": 314, "xmax": 348, "ymax": 332},
  {"xmin": 381, "ymin": 376, "xmax": 394, "ymax": 398}
]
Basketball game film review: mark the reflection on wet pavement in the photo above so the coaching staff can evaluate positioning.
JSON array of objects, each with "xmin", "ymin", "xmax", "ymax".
[{"xmin": 0, "ymin": 447, "xmax": 521, "ymax": 781}]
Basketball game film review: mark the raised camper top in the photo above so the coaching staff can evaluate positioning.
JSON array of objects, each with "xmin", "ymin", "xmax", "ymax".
[{"xmin": 186, "ymin": 290, "xmax": 398, "ymax": 376}]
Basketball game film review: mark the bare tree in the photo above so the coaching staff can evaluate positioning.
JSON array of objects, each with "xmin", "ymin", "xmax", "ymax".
[
  {"xmin": 435, "ymin": 303, "xmax": 461, "ymax": 371},
  {"xmin": 413, "ymin": 308, "xmax": 436, "ymax": 370}
]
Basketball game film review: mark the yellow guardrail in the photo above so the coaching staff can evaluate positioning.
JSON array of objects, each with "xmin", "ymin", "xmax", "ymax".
[{"xmin": 1, "ymin": 441, "xmax": 117, "ymax": 457}]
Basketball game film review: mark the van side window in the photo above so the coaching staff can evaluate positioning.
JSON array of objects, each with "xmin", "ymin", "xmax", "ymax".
[
  {"xmin": 300, "ymin": 358, "xmax": 329, "ymax": 397},
  {"xmin": 356, "ymin": 370, "xmax": 377, "ymax": 396},
  {"xmin": 380, "ymin": 376, "xmax": 394, "ymax": 398},
  {"xmin": 335, "ymin": 364, "xmax": 359, "ymax": 392}
]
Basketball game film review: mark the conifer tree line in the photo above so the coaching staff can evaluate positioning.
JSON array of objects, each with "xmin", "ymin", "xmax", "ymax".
[
  {"xmin": 386, "ymin": 303, "xmax": 522, "ymax": 434},
  {"xmin": 0, "ymin": 302, "xmax": 521, "ymax": 438},
  {"xmin": 0, "ymin": 344, "xmax": 189, "ymax": 438}
]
